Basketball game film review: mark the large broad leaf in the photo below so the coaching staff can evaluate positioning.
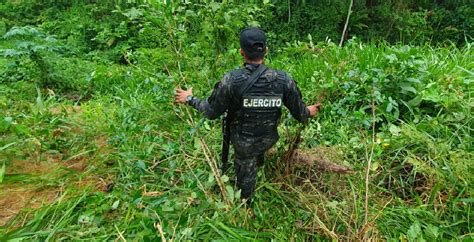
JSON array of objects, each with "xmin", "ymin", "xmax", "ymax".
[
  {"xmin": 225, "ymin": 185, "xmax": 234, "ymax": 202},
  {"xmin": 406, "ymin": 77, "xmax": 421, "ymax": 83},
  {"xmin": 399, "ymin": 83, "xmax": 417, "ymax": 94},
  {"xmin": 16, "ymin": 41, "xmax": 35, "ymax": 49},
  {"xmin": 389, "ymin": 124, "xmax": 401, "ymax": 136},
  {"xmin": 408, "ymin": 95, "xmax": 422, "ymax": 107}
]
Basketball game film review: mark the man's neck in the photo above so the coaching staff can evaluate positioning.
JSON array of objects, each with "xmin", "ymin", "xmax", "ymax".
[{"xmin": 245, "ymin": 59, "xmax": 264, "ymax": 65}]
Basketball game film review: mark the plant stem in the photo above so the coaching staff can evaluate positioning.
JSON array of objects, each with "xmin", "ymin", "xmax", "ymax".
[
  {"xmin": 365, "ymin": 84, "xmax": 376, "ymax": 227},
  {"xmin": 339, "ymin": 0, "xmax": 353, "ymax": 47}
]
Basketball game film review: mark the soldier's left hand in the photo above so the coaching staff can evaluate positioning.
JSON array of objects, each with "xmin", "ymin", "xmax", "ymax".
[{"xmin": 175, "ymin": 87, "xmax": 193, "ymax": 104}]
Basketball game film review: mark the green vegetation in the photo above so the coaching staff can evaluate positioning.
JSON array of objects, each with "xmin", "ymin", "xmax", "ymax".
[{"xmin": 0, "ymin": 1, "xmax": 472, "ymax": 240}]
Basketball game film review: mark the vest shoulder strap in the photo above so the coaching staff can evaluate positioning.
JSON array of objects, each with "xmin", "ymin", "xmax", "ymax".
[
  {"xmin": 236, "ymin": 64, "xmax": 268, "ymax": 98},
  {"xmin": 229, "ymin": 69, "xmax": 247, "ymax": 83},
  {"xmin": 275, "ymin": 70, "xmax": 290, "ymax": 84}
]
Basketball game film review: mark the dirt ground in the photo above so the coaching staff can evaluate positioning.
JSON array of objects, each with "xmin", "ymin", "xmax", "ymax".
[
  {"xmin": 0, "ymin": 183, "xmax": 59, "ymax": 227},
  {"xmin": 0, "ymin": 104, "xmax": 113, "ymax": 227},
  {"xmin": 0, "ymin": 155, "xmax": 113, "ymax": 227},
  {"xmin": 0, "ymin": 159, "xmax": 62, "ymax": 227}
]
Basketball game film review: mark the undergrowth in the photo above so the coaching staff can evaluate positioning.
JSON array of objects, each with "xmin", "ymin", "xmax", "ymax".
[{"xmin": 0, "ymin": 2, "xmax": 472, "ymax": 241}]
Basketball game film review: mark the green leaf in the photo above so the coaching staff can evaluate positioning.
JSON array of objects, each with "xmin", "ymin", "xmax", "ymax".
[
  {"xmin": 111, "ymin": 200, "xmax": 120, "ymax": 210},
  {"xmin": 389, "ymin": 124, "xmax": 401, "ymax": 136},
  {"xmin": 0, "ymin": 161, "xmax": 5, "ymax": 183},
  {"xmin": 123, "ymin": 7, "xmax": 143, "ymax": 20},
  {"xmin": 370, "ymin": 161, "xmax": 380, "ymax": 171},
  {"xmin": 400, "ymin": 83, "xmax": 417, "ymax": 94},
  {"xmin": 407, "ymin": 221, "xmax": 421, "ymax": 241},
  {"xmin": 0, "ymin": 21, "xmax": 5, "ymax": 36},
  {"xmin": 14, "ymin": 124, "xmax": 30, "ymax": 135},
  {"xmin": 226, "ymin": 185, "xmax": 234, "ymax": 202},
  {"xmin": 1, "ymin": 48, "xmax": 23, "ymax": 57},
  {"xmin": 459, "ymin": 198, "xmax": 474, "ymax": 203},
  {"xmin": 136, "ymin": 160, "xmax": 146, "ymax": 170},
  {"xmin": 0, "ymin": 142, "xmax": 16, "ymax": 151},
  {"xmin": 385, "ymin": 54, "xmax": 397, "ymax": 62},
  {"xmin": 217, "ymin": 222, "xmax": 243, "ymax": 240},
  {"xmin": 3, "ymin": 26, "xmax": 40, "ymax": 38},
  {"xmin": 386, "ymin": 102, "xmax": 393, "ymax": 112},
  {"xmin": 425, "ymin": 224, "xmax": 439, "ymax": 239},
  {"xmin": 408, "ymin": 95, "xmax": 422, "ymax": 107},
  {"xmin": 406, "ymin": 77, "xmax": 421, "ymax": 83}
]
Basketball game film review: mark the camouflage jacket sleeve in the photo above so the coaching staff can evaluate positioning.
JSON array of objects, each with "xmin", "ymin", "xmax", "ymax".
[
  {"xmin": 283, "ymin": 74, "xmax": 310, "ymax": 123},
  {"xmin": 187, "ymin": 74, "xmax": 232, "ymax": 120}
]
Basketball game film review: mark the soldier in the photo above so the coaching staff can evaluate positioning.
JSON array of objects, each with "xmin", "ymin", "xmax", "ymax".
[{"xmin": 175, "ymin": 27, "xmax": 320, "ymax": 203}]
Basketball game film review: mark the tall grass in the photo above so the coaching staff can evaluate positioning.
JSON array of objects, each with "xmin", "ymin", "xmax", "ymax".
[{"xmin": 1, "ymin": 37, "xmax": 471, "ymax": 240}]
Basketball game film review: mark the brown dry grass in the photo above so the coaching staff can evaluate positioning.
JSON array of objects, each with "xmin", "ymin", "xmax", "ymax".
[
  {"xmin": 49, "ymin": 105, "xmax": 82, "ymax": 115},
  {"xmin": 290, "ymin": 146, "xmax": 354, "ymax": 174},
  {"xmin": 0, "ymin": 184, "xmax": 59, "ymax": 227},
  {"xmin": 0, "ymin": 134, "xmax": 114, "ymax": 227}
]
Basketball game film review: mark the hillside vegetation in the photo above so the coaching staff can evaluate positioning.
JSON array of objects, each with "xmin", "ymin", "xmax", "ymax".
[{"xmin": 0, "ymin": 1, "xmax": 472, "ymax": 240}]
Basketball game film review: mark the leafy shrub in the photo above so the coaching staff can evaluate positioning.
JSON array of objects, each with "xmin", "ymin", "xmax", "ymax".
[{"xmin": 0, "ymin": 26, "xmax": 62, "ymax": 87}]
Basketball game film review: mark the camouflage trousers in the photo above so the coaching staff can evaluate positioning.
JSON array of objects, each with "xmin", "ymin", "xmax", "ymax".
[
  {"xmin": 231, "ymin": 134, "xmax": 276, "ymax": 201},
  {"xmin": 234, "ymin": 151, "xmax": 265, "ymax": 200}
]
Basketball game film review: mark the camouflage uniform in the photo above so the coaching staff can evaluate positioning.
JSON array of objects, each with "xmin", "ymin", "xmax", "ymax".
[{"xmin": 188, "ymin": 63, "xmax": 309, "ymax": 200}]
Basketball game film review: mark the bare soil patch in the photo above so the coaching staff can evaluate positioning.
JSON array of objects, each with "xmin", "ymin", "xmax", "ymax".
[
  {"xmin": 1, "ymin": 104, "xmax": 114, "ymax": 227},
  {"xmin": 0, "ymin": 135, "xmax": 113, "ymax": 227},
  {"xmin": 0, "ymin": 159, "xmax": 63, "ymax": 226},
  {"xmin": 0, "ymin": 184, "xmax": 59, "ymax": 227},
  {"xmin": 0, "ymin": 157, "xmax": 108, "ymax": 227}
]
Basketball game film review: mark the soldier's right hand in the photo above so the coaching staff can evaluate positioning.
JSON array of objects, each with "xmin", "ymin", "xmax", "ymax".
[
  {"xmin": 175, "ymin": 87, "xmax": 193, "ymax": 104},
  {"xmin": 307, "ymin": 103, "xmax": 322, "ymax": 117}
]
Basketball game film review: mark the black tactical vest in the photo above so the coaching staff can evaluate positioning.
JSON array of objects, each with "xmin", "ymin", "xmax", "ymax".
[{"xmin": 229, "ymin": 67, "xmax": 288, "ymax": 140}]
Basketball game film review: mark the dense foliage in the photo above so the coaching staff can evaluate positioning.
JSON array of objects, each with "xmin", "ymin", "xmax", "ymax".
[
  {"xmin": 266, "ymin": 0, "xmax": 473, "ymax": 46},
  {"xmin": 0, "ymin": 1, "xmax": 472, "ymax": 240}
]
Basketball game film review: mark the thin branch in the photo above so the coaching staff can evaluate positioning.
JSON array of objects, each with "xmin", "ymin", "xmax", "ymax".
[
  {"xmin": 364, "ymin": 82, "xmax": 377, "ymax": 229},
  {"xmin": 162, "ymin": 12, "xmax": 230, "ymax": 207},
  {"xmin": 339, "ymin": 0, "xmax": 353, "ymax": 47},
  {"xmin": 115, "ymin": 224, "xmax": 126, "ymax": 242},
  {"xmin": 288, "ymin": 0, "xmax": 291, "ymax": 24},
  {"xmin": 153, "ymin": 212, "xmax": 167, "ymax": 242}
]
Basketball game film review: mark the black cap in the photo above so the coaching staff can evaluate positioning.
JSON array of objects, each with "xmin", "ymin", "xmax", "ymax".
[{"xmin": 240, "ymin": 27, "xmax": 266, "ymax": 54}]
